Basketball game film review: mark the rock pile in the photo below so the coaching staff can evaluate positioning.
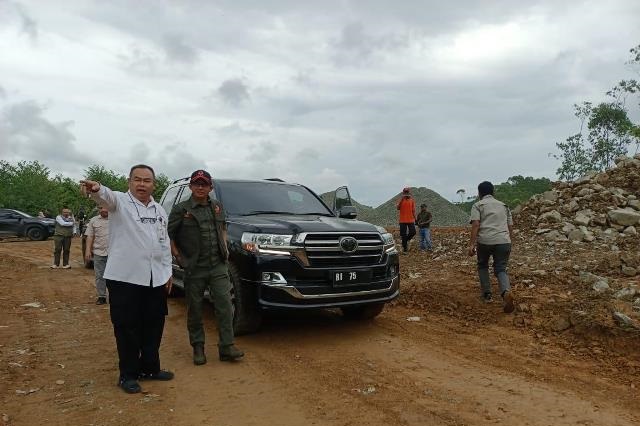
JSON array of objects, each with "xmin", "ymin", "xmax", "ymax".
[{"xmin": 516, "ymin": 154, "xmax": 640, "ymax": 277}]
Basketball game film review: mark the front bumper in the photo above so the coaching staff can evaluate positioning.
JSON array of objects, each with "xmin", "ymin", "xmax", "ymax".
[{"xmin": 234, "ymin": 250, "xmax": 400, "ymax": 309}]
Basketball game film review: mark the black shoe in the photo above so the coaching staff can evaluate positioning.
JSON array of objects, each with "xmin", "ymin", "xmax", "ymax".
[
  {"xmin": 219, "ymin": 345, "xmax": 244, "ymax": 362},
  {"xmin": 139, "ymin": 370, "xmax": 174, "ymax": 381},
  {"xmin": 482, "ymin": 293, "xmax": 493, "ymax": 303},
  {"xmin": 193, "ymin": 344, "xmax": 207, "ymax": 365},
  {"xmin": 118, "ymin": 377, "xmax": 141, "ymax": 394},
  {"xmin": 96, "ymin": 297, "xmax": 107, "ymax": 305}
]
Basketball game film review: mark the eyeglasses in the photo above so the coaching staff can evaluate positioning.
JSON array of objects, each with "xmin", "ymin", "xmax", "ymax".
[
  {"xmin": 191, "ymin": 182, "xmax": 210, "ymax": 188},
  {"xmin": 128, "ymin": 192, "xmax": 158, "ymax": 224}
]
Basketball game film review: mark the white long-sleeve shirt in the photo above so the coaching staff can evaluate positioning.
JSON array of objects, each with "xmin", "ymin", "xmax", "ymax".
[
  {"xmin": 55, "ymin": 215, "xmax": 74, "ymax": 226},
  {"xmin": 89, "ymin": 185, "xmax": 172, "ymax": 287}
]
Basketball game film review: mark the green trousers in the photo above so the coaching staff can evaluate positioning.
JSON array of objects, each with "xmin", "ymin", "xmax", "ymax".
[{"xmin": 185, "ymin": 262, "xmax": 234, "ymax": 348}]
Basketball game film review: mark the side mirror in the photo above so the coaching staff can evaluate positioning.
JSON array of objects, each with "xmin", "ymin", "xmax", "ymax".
[{"xmin": 338, "ymin": 206, "xmax": 357, "ymax": 219}]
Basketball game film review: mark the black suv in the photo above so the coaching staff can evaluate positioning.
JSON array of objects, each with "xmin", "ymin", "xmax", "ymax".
[
  {"xmin": 160, "ymin": 178, "xmax": 400, "ymax": 334},
  {"xmin": 0, "ymin": 209, "xmax": 56, "ymax": 241}
]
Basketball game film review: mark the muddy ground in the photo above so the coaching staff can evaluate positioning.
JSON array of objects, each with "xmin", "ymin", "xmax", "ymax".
[{"xmin": 1, "ymin": 234, "xmax": 638, "ymax": 426}]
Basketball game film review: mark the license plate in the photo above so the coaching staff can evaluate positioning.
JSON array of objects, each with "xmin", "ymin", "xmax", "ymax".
[{"xmin": 332, "ymin": 270, "xmax": 371, "ymax": 286}]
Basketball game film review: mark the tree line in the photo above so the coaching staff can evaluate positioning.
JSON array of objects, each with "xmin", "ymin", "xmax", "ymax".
[
  {"xmin": 457, "ymin": 175, "xmax": 552, "ymax": 213},
  {"xmin": 0, "ymin": 161, "xmax": 170, "ymax": 217}
]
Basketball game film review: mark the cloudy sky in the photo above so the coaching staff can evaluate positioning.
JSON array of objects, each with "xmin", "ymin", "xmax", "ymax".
[{"xmin": 1, "ymin": 0, "xmax": 639, "ymax": 206}]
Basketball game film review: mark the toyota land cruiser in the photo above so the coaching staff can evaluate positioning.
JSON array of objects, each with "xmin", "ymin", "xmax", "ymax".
[{"xmin": 160, "ymin": 178, "xmax": 400, "ymax": 334}]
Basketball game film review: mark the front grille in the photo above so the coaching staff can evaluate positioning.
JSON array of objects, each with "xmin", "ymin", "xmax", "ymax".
[{"xmin": 304, "ymin": 233, "xmax": 383, "ymax": 268}]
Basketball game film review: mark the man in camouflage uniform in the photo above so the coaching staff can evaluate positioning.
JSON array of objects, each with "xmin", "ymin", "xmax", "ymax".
[{"xmin": 168, "ymin": 169, "xmax": 244, "ymax": 365}]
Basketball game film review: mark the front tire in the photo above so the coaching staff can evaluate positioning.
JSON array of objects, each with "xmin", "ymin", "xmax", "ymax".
[
  {"xmin": 341, "ymin": 303, "xmax": 385, "ymax": 320},
  {"xmin": 26, "ymin": 227, "xmax": 46, "ymax": 241},
  {"xmin": 228, "ymin": 262, "xmax": 262, "ymax": 335}
]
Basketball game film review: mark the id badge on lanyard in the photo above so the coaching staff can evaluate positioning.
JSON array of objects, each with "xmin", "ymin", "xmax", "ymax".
[{"xmin": 156, "ymin": 216, "xmax": 166, "ymax": 243}]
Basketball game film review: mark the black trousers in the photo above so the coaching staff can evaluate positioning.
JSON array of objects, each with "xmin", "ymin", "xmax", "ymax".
[
  {"xmin": 106, "ymin": 280, "xmax": 168, "ymax": 380},
  {"xmin": 399, "ymin": 223, "xmax": 416, "ymax": 251}
]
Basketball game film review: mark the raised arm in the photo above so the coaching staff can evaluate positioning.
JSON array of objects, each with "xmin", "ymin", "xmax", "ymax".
[{"xmin": 80, "ymin": 180, "xmax": 119, "ymax": 211}]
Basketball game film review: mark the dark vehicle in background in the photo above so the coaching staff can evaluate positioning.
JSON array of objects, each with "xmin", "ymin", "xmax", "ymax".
[
  {"xmin": 0, "ymin": 209, "xmax": 55, "ymax": 241},
  {"xmin": 160, "ymin": 178, "xmax": 400, "ymax": 335}
]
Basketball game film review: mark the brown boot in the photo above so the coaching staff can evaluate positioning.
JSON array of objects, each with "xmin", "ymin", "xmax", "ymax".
[
  {"xmin": 219, "ymin": 345, "xmax": 244, "ymax": 362},
  {"xmin": 502, "ymin": 291, "xmax": 515, "ymax": 314},
  {"xmin": 193, "ymin": 344, "xmax": 207, "ymax": 365}
]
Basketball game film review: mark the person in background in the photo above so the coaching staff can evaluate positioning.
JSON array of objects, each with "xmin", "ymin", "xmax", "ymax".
[
  {"xmin": 77, "ymin": 206, "xmax": 87, "ymax": 236},
  {"xmin": 51, "ymin": 207, "xmax": 74, "ymax": 269},
  {"xmin": 168, "ymin": 169, "xmax": 244, "ymax": 366},
  {"xmin": 85, "ymin": 205, "xmax": 110, "ymax": 305},
  {"xmin": 37, "ymin": 211, "xmax": 45, "ymax": 218},
  {"xmin": 80, "ymin": 164, "xmax": 174, "ymax": 394},
  {"xmin": 416, "ymin": 203, "xmax": 433, "ymax": 251},
  {"xmin": 396, "ymin": 187, "xmax": 417, "ymax": 253},
  {"xmin": 467, "ymin": 181, "xmax": 515, "ymax": 314}
]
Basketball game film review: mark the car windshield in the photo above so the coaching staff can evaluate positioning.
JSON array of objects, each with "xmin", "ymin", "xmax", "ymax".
[{"xmin": 216, "ymin": 182, "xmax": 333, "ymax": 216}]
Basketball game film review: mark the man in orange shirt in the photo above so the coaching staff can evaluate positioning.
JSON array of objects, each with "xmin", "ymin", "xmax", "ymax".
[{"xmin": 396, "ymin": 187, "xmax": 417, "ymax": 253}]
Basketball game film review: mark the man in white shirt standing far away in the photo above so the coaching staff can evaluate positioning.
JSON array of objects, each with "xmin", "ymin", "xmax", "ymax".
[
  {"xmin": 80, "ymin": 164, "xmax": 174, "ymax": 394},
  {"xmin": 51, "ymin": 207, "xmax": 74, "ymax": 269},
  {"xmin": 84, "ymin": 205, "xmax": 110, "ymax": 305}
]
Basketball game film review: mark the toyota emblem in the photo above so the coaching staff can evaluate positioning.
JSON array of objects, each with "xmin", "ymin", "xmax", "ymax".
[{"xmin": 339, "ymin": 236, "xmax": 358, "ymax": 253}]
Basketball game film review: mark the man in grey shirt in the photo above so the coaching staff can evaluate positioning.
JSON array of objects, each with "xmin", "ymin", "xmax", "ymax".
[
  {"xmin": 467, "ymin": 181, "xmax": 515, "ymax": 313},
  {"xmin": 85, "ymin": 205, "xmax": 110, "ymax": 305}
]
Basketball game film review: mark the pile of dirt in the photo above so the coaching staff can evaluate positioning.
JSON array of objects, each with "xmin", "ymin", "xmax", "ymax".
[
  {"xmin": 394, "ymin": 157, "xmax": 640, "ymax": 358},
  {"xmin": 516, "ymin": 154, "xmax": 640, "ymax": 278}
]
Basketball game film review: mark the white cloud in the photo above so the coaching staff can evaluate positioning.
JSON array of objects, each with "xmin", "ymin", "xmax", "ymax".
[{"xmin": 1, "ymin": 0, "xmax": 639, "ymax": 205}]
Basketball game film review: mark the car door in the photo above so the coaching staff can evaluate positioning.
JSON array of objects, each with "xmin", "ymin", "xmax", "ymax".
[{"xmin": 0, "ymin": 211, "xmax": 22, "ymax": 236}]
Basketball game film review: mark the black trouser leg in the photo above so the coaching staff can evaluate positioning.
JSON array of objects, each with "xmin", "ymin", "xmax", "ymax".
[
  {"xmin": 140, "ymin": 285, "xmax": 168, "ymax": 375},
  {"xmin": 107, "ymin": 280, "xmax": 141, "ymax": 380},
  {"xmin": 399, "ymin": 223, "xmax": 408, "ymax": 251}
]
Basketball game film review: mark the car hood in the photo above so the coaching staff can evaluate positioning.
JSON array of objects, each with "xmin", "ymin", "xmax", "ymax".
[
  {"xmin": 227, "ymin": 214, "xmax": 380, "ymax": 234},
  {"xmin": 24, "ymin": 218, "xmax": 55, "ymax": 225}
]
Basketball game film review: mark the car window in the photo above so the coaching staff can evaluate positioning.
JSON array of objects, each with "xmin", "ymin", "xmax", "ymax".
[
  {"xmin": 177, "ymin": 186, "xmax": 192, "ymax": 204},
  {"xmin": 160, "ymin": 186, "xmax": 181, "ymax": 213},
  {"xmin": 216, "ymin": 182, "xmax": 332, "ymax": 216}
]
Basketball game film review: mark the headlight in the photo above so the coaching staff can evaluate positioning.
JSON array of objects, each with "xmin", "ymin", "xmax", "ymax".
[
  {"xmin": 378, "ymin": 227, "xmax": 396, "ymax": 253},
  {"xmin": 381, "ymin": 232, "xmax": 394, "ymax": 246},
  {"xmin": 241, "ymin": 232, "xmax": 294, "ymax": 255}
]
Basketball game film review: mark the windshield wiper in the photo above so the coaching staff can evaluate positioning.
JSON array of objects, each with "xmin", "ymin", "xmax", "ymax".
[{"xmin": 244, "ymin": 210, "xmax": 294, "ymax": 216}]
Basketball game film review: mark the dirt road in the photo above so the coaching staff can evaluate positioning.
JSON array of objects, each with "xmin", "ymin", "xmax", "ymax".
[{"xmin": 1, "ymin": 239, "xmax": 638, "ymax": 426}]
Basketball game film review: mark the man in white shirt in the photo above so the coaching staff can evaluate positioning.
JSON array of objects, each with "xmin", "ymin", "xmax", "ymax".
[
  {"xmin": 84, "ymin": 205, "xmax": 110, "ymax": 305},
  {"xmin": 51, "ymin": 207, "xmax": 74, "ymax": 269},
  {"xmin": 80, "ymin": 164, "xmax": 174, "ymax": 394}
]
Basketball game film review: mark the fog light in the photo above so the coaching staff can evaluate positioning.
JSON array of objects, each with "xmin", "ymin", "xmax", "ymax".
[{"xmin": 260, "ymin": 272, "xmax": 287, "ymax": 284}]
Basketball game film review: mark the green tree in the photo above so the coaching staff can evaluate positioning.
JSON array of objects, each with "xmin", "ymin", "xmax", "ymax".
[
  {"xmin": 0, "ymin": 160, "xmax": 58, "ymax": 214},
  {"xmin": 555, "ymin": 44, "xmax": 640, "ymax": 180},
  {"xmin": 456, "ymin": 188, "xmax": 466, "ymax": 204},
  {"xmin": 83, "ymin": 165, "xmax": 128, "ymax": 192},
  {"xmin": 154, "ymin": 173, "xmax": 171, "ymax": 201}
]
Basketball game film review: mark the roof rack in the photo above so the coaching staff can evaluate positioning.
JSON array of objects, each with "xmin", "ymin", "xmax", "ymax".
[
  {"xmin": 172, "ymin": 177, "xmax": 190, "ymax": 184},
  {"xmin": 264, "ymin": 178, "xmax": 285, "ymax": 182}
]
